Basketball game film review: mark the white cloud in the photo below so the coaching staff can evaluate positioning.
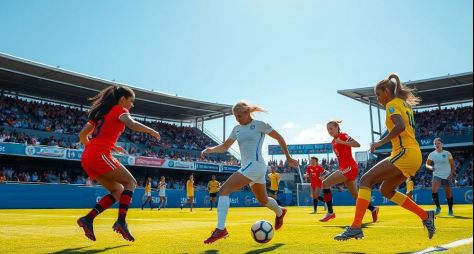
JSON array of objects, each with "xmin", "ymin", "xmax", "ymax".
[
  {"xmin": 281, "ymin": 122, "xmax": 295, "ymax": 130},
  {"xmin": 292, "ymin": 124, "xmax": 331, "ymax": 144}
]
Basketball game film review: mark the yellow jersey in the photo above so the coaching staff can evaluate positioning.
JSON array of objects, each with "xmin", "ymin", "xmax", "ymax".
[
  {"xmin": 385, "ymin": 98, "xmax": 420, "ymax": 151},
  {"xmin": 145, "ymin": 183, "xmax": 151, "ymax": 193},
  {"xmin": 208, "ymin": 180, "xmax": 220, "ymax": 194},
  {"xmin": 406, "ymin": 178, "xmax": 414, "ymax": 193},
  {"xmin": 186, "ymin": 180, "xmax": 194, "ymax": 197},
  {"xmin": 268, "ymin": 172, "xmax": 281, "ymax": 191}
]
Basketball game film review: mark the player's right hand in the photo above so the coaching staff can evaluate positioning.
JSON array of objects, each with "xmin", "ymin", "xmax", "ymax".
[{"xmin": 151, "ymin": 131, "xmax": 161, "ymax": 141}]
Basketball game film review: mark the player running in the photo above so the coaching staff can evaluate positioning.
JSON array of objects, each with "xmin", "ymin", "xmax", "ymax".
[
  {"xmin": 157, "ymin": 176, "xmax": 167, "ymax": 210},
  {"xmin": 208, "ymin": 175, "xmax": 220, "ymax": 211},
  {"xmin": 180, "ymin": 174, "xmax": 195, "ymax": 212},
  {"xmin": 319, "ymin": 121, "xmax": 379, "ymax": 223},
  {"xmin": 201, "ymin": 101, "xmax": 298, "ymax": 244},
  {"xmin": 304, "ymin": 157, "xmax": 326, "ymax": 213},
  {"xmin": 426, "ymin": 138, "xmax": 456, "ymax": 216},
  {"xmin": 77, "ymin": 86, "xmax": 161, "ymax": 242},
  {"xmin": 141, "ymin": 177, "xmax": 153, "ymax": 210},
  {"xmin": 268, "ymin": 167, "xmax": 281, "ymax": 205},
  {"xmin": 335, "ymin": 73, "xmax": 435, "ymax": 241}
]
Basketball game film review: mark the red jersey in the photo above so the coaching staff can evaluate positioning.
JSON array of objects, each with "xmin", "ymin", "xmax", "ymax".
[
  {"xmin": 332, "ymin": 132, "xmax": 356, "ymax": 169},
  {"xmin": 87, "ymin": 105, "xmax": 129, "ymax": 151},
  {"xmin": 306, "ymin": 165, "xmax": 324, "ymax": 185}
]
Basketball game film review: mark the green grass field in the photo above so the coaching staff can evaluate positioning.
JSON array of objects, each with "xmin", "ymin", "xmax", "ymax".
[{"xmin": 0, "ymin": 205, "xmax": 472, "ymax": 254}]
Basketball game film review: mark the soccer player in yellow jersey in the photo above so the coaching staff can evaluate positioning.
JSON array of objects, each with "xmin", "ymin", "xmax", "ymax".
[
  {"xmin": 181, "ymin": 174, "xmax": 194, "ymax": 212},
  {"xmin": 208, "ymin": 175, "xmax": 220, "ymax": 210},
  {"xmin": 335, "ymin": 73, "xmax": 435, "ymax": 241},
  {"xmin": 141, "ymin": 177, "xmax": 153, "ymax": 210},
  {"xmin": 268, "ymin": 167, "xmax": 281, "ymax": 205}
]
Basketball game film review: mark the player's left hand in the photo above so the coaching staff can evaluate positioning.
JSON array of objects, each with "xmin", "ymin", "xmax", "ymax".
[
  {"xmin": 287, "ymin": 158, "xmax": 299, "ymax": 168},
  {"xmin": 370, "ymin": 142, "xmax": 381, "ymax": 153},
  {"xmin": 112, "ymin": 146, "xmax": 127, "ymax": 154}
]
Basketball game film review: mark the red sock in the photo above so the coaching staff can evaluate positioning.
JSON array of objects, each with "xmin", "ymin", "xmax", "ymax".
[
  {"xmin": 118, "ymin": 190, "xmax": 134, "ymax": 223},
  {"xmin": 86, "ymin": 194, "xmax": 116, "ymax": 221}
]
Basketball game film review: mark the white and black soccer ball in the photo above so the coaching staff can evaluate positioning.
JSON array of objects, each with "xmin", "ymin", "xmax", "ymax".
[{"xmin": 251, "ymin": 220, "xmax": 274, "ymax": 243}]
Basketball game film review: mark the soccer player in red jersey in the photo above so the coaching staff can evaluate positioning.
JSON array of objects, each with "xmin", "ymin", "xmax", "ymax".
[
  {"xmin": 304, "ymin": 157, "xmax": 326, "ymax": 213},
  {"xmin": 77, "ymin": 86, "xmax": 161, "ymax": 242},
  {"xmin": 319, "ymin": 121, "xmax": 379, "ymax": 223}
]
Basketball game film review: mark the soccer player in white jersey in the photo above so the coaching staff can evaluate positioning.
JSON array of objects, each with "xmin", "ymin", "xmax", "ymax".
[
  {"xmin": 426, "ymin": 138, "xmax": 456, "ymax": 216},
  {"xmin": 201, "ymin": 101, "xmax": 298, "ymax": 244}
]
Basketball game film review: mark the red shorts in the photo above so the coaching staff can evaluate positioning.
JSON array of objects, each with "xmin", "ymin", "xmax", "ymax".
[
  {"xmin": 81, "ymin": 146, "xmax": 121, "ymax": 180},
  {"xmin": 339, "ymin": 162, "xmax": 359, "ymax": 181},
  {"xmin": 311, "ymin": 181, "xmax": 322, "ymax": 189}
]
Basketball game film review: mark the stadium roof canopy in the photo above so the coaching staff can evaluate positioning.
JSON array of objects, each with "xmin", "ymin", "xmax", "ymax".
[
  {"xmin": 0, "ymin": 52, "xmax": 233, "ymax": 123},
  {"xmin": 338, "ymin": 72, "xmax": 473, "ymax": 109}
]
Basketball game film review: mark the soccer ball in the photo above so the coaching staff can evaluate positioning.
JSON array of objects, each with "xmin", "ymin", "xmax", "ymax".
[{"xmin": 251, "ymin": 220, "xmax": 274, "ymax": 243}]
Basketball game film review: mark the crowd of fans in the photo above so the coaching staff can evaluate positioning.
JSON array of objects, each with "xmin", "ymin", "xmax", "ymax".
[
  {"xmin": 414, "ymin": 106, "xmax": 473, "ymax": 137},
  {"xmin": 0, "ymin": 94, "xmax": 237, "ymax": 163}
]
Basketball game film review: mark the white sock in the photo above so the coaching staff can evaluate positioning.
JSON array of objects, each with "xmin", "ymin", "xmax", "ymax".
[
  {"xmin": 265, "ymin": 197, "xmax": 282, "ymax": 217},
  {"xmin": 217, "ymin": 196, "xmax": 230, "ymax": 230}
]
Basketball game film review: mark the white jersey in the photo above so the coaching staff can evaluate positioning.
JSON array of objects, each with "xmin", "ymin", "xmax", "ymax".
[
  {"xmin": 428, "ymin": 150, "xmax": 453, "ymax": 179},
  {"xmin": 159, "ymin": 182, "xmax": 166, "ymax": 197},
  {"xmin": 229, "ymin": 119, "xmax": 273, "ymax": 167}
]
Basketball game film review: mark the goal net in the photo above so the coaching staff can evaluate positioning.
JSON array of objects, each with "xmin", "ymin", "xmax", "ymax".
[{"xmin": 296, "ymin": 183, "xmax": 314, "ymax": 206}]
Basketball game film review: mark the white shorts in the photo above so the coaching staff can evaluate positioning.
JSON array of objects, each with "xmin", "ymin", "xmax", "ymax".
[
  {"xmin": 159, "ymin": 190, "xmax": 166, "ymax": 197},
  {"xmin": 238, "ymin": 161, "xmax": 267, "ymax": 184},
  {"xmin": 145, "ymin": 192, "xmax": 151, "ymax": 197}
]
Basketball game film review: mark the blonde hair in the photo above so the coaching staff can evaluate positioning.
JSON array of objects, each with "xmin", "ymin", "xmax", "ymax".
[
  {"xmin": 232, "ymin": 100, "xmax": 266, "ymax": 115},
  {"xmin": 376, "ymin": 73, "xmax": 421, "ymax": 106},
  {"xmin": 327, "ymin": 120, "xmax": 342, "ymax": 132}
]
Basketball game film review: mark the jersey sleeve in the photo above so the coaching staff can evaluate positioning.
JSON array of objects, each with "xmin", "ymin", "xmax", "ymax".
[
  {"xmin": 87, "ymin": 120, "xmax": 96, "ymax": 126},
  {"xmin": 447, "ymin": 151, "xmax": 453, "ymax": 160},
  {"xmin": 112, "ymin": 105, "xmax": 130, "ymax": 120},
  {"xmin": 257, "ymin": 121, "xmax": 273, "ymax": 134},
  {"xmin": 427, "ymin": 151, "xmax": 434, "ymax": 161},
  {"xmin": 386, "ymin": 100, "xmax": 402, "ymax": 117},
  {"xmin": 229, "ymin": 126, "xmax": 238, "ymax": 140}
]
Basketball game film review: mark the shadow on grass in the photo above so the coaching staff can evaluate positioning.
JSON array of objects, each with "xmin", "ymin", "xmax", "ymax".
[
  {"xmin": 244, "ymin": 243, "xmax": 285, "ymax": 254},
  {"xmin": 338, "ymin": 252, "xmax": 366, "ymax": 254},
  {"xmin": 438, "ymin": 215, "xmax": 473, "ymax": 220},
  {"xmin": 49, "ymin": 245, "xmax": 129, "ymax": 254},
  {"xmin": 321, "ymin": 222, "xmax": 372, "ymax": 230},
  {"xmin": 203, "ymin": 250, "xmax": 219, "ymax": 254},
  {"xmin": 395, "ymin": 246, "xmax": 448, "ymax": 254}
]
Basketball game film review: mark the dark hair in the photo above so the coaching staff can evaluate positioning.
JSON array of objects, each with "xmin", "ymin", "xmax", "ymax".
[
  {"xmin": 88, "ymin": 86, "xmax": 134, "ymax": 122},
  {"xmin": 310, "ymin": 157, "xmax": 318, "ymax": 162}
]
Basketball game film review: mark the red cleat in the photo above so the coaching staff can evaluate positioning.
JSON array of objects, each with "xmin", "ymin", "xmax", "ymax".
[
  {"xmin": 204, "ymin": 228, "xmax": 229, "ymax": 244},
  {"xmin": 275, "ymin": 207, "xmax": 287, "ymax": 230},
  {"xmin": 319, "ymin": 213, "xmax": 336, "ymax": 222},
  {"xmin": 372, "ymin": 207, "xmax": 379, "ymax": 223}
]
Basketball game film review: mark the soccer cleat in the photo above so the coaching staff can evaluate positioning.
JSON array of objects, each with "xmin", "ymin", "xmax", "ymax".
[
  {"xmin": 77, "ymin": 217, "xmax": 96, "ymax": 241},
  {"xmin": 204, "ymin": 228, "xmax": 229, "ymax": 244},
  {"xmin": 319, "ymin": 213, "xmax": 336, "ymax": 222},
  {"xmin": 112, "ymin": 221, "xmax": 135, "ymax": 242},
  {"xmin": 448, "ymin": 210, "xmax": 454, "ymax": 216},
  {"xmin": 334, "ymin": 227, "xmax": 364, "ymax": 241},
  {"xmin": 422, "ymin": 210, "xmax": 436, "ymax": 239},
  {"xmin": 435, "ymin": 207, "xmax": 441, "ymax": 215},
  {"xmin": 275, "ymin": 207, "xmax": 287, "ymax": 230},
  {"xmin": 371, "ymin": 207, "xmax": 379, "ymax": 223}
]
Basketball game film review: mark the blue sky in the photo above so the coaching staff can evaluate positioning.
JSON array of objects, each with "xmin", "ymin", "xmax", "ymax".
[{"xmin": 1, "ymin": 0, "xmax": 472, "ymax": 161}]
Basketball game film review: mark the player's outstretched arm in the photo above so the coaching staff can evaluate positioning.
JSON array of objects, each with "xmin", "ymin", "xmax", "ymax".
[
  {"xmin": 119, "ymin": 114, "xmax": 161, "ymax": 140},
  {"xmin": 267, "ymin": 130, "xmax": 298, "ymax": 168},
  {"xmin": 201, "ymin": 138, "xmax": 235, "ymax": 157}
]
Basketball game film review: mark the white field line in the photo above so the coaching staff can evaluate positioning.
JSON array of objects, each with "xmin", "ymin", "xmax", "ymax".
[{"xmin": 412, "ymin": 237, "xmax": 473, "ymax": 254}]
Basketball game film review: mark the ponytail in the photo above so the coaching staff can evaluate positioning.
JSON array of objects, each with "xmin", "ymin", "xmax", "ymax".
[
  {"xmin": 376, "ymin": 73, "xmax": 421, "ymax": 106},
  {"xmin": 327, "ymin": 120, "xmax": 342, "ymax": 132},
  {"xmin": 232, "ymin": 100, "xmax": 266, "ymax": 114},
  {"xmin": 88, "ymin": 85, "xmax": 134, "ymax": 122}
]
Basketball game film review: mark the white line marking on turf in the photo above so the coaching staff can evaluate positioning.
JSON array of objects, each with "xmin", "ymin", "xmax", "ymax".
[{"xmin": 412, "ymin": 237, "xmax": 473, "ymax": 254}]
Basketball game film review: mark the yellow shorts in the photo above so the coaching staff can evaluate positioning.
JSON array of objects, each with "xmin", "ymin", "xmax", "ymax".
[
  {"xmin": 187, "ymin": 193, "xmax": 194, "ymax": 198},
  {"xmin": 389, "ymin": 147, "xmax": 422, "ymax": 178}
]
